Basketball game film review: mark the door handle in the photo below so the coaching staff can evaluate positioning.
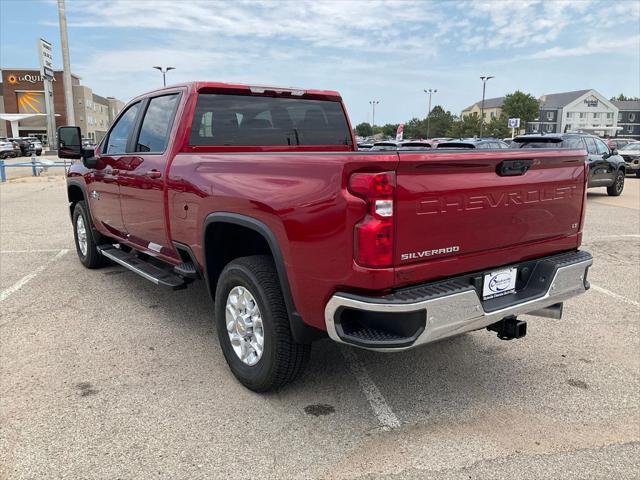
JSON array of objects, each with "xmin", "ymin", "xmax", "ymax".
[{"xmin": 145, "ymin": 170, "xmax": 162, "ymax": 179}]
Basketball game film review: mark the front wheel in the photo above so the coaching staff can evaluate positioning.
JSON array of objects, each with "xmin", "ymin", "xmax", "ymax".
[
  {"xmin": 607, "ymin": 170, "xmax": 625, "ymax": 196},
  {"xmin": 214, "ymin": 255, "xmax": 310, "ymax": 392},
  {"xmin": 72, "ymin": 201, "xmax": 109, "ymax": 268}
]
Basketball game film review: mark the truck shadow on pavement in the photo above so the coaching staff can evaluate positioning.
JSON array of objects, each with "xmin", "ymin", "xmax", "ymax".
[{"xmin": 102, "ymin": 266, "xmax": 560, "ymax": 423}]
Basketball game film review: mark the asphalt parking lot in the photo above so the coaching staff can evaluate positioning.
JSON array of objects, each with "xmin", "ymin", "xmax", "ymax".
[{"xmin": 1, "ymin": 176, "xmax": 639, "ymax": 479}]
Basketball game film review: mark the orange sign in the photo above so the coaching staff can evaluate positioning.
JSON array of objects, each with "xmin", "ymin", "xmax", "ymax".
[{"xmin": 17, "ymin": 92, "xmax": 45, "ymax": 114}]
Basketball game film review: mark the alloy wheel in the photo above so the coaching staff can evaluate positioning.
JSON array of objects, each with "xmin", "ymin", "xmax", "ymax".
[{"xmin": 225, "ymin": 286, "xmax": 265, "ymax": 366}]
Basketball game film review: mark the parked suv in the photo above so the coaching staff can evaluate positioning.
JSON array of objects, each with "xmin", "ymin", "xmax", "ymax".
[
  {"xmin": 57, "ymin": 82, "xmax": 592, "ymax": 391},
  {"xmin": 0, "ymin": 138, "xmax": 20, "ymax": 158},
  {"xmin": 618, "ymin": 142, "xmax": 640, "ymax": 177},
  {"xmin": 25, "ymin": 137, "xmax": 43, "ymax": 156},
  {"xmin": 511, "ymin": 133, "xmax": 627, "ymax": 196}
]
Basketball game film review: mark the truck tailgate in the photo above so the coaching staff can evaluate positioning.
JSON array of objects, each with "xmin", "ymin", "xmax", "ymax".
[{"xmin": 395, "ymin": 149, "xmax": 587, "ymax": 271}]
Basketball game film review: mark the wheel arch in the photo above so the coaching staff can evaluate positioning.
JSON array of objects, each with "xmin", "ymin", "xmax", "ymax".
[
  {"xmin": 67, "ymin": 181, "xmax": 86, "ymax": 218},
  {"xmin": 202, "ymin": 212, "xmax": 322, "ymax": 343}
]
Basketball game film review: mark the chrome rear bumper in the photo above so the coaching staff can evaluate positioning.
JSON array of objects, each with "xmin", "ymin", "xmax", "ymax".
[{"xmin": 324, "ymin": 250, "xmax": 592, "ymax": 352}]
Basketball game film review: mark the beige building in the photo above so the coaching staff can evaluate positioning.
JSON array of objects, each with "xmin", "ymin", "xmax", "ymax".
[
  {"xmin": 461, "ymin": 96, "xmax": 505, "ymax": 120},
  {"xmin": 73, "ymin": 85, "xmax": 112, "ymax": 142}
]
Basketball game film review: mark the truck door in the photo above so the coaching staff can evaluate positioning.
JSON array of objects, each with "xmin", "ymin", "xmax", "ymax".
[
  {"xmin": 593, "ymin": 137, "xmax": 615, "ymax": 185},
  {"xmin": 117, "ymin": 93, "xmax": 181, "ymax": 261},
  {"xmin": 88, "ymin": 101, "xmax": 142, "ymax": 239},
  {"xmin": 584, "ymin": 136, "xmax": 607, "ymax": 186}
]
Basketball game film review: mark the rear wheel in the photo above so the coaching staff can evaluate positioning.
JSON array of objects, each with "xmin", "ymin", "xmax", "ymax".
[
  {"xmin": 214, "ymin": 255, "xmax": 310, "ymax": 392},
  {"xmin": 72, "ymin": 201, "xmax": 109, "ymax": 268},
  {"xmin": 607, "ymin": 170, "xmax": 625, "ymax": 196},
  {"xmin": 635, "ymin": 171, "xmax": 640, "ymax": 178}
]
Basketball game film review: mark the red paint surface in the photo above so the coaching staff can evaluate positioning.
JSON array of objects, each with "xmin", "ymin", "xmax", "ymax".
[{"xmin": 68, "ymin": 82, "xmax": 587, "ymax": 332}]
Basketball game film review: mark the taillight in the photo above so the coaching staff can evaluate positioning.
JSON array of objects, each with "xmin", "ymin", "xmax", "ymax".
[{"xmin": 349, "ymin": 171, "xmax": 395, "ymax": 268}]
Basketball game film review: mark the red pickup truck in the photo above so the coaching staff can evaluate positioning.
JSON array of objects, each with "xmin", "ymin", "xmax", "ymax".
[{"xmin": 58, "ymin": 82, "xmax": 592, "ymax": 391}]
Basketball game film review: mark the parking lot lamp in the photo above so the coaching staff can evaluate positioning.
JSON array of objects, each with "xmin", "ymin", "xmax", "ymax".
[
  {"xmin": 369, "ymin": 100, "xmax": 380, "ymax": 127},
  {"xmin": 153, "ymin": 66, "xmax": 176, "ymax": 87},
  {"xmin": 424, "ymin": 89, "xmax": 437, "ymax": 139},
  {"xmin": 479, "ymin": 76, "xmax": 494, "ymax": 138}
]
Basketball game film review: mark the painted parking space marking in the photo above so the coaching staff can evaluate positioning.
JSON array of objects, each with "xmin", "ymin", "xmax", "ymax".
[
  {"xmin": 0, "ymin": 249, "xmax": 69, "ymax": 254},
  {"xmin": 0, "ymin": 249, "xmax": 68, "ymax": 302},
  {"xmin": 591, "ymin": 284, "xmax": 640, "ymax": 308},
  {"xmin": 341, "ymin": 347, "xmax": 401, "ymax": 430}
]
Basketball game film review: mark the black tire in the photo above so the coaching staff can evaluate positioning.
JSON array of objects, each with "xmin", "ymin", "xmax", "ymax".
[
  {"xmin": 214, "ymin": 255, "xmax": 310, "ymax": 392},
  {"xmin": 36, "ymin": 152, "xmax": 41, "ymax": 156},
  {"xmin": 635, "ymin": 171, "xmax": 640, "ymax": 178},
  {"xmin": 607, "ymin": 170, "xmax": 625, "ymax": 196},
  {"xmin": 72, "ymin": 201, "xmax": 109, "ymax": 268}
]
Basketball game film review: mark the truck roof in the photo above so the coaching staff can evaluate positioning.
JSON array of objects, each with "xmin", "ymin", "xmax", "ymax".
[{"xmin": 135, "ymin": 81, "xmax": 342, "ymax": 100}]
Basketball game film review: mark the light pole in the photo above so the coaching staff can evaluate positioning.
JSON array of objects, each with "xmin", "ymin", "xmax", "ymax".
[
  {"xmin": 424, "ymin": 88, "xmax": 437, "ymax": 139},
  {"xmin": 369, "ymin": 100, "xmax": 380, "ymax": 127},
  {"xmin": 57, "ymin": 0, "xmax": 75, "ymax": 127},
  {"xmin": 479, "ymin": 76, "xmax": 494, "ymax": 138},
  {"xmin": 153, "ymin": 66, "xmax": 175, "ymax": 87}
]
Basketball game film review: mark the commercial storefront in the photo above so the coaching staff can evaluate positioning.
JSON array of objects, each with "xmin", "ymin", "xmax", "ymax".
[{"xmin": 0, "ymin": 68, "xmax": 124, "ymax": 144}]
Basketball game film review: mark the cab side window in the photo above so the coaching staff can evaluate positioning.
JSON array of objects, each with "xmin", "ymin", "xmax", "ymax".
[
  {"xmin": 583, "ymin": 137, "xmax": 598, "ymax": 155},
  {"xmin": 594, "ymin": 138, "xmax": 609, "ymax": 155},
  {"xmin": 136, "ymin": 94, "xmax": 180, "ymax": 153},
  {"xmin": 105, "ymin": 102, "xmax": 141, "ymax": 155}
]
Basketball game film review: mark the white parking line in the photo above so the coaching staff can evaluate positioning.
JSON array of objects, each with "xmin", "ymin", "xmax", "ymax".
[
  {"xmin": 0, "ymin": 249, "xmax": 69, "ymax": 254},
  {"xmin": 341, "ymin": 347, "xmax": 401, "ymax": 430},
  {"xmin": 591, "ymin": 284, "xmax": 640, "ymax": 308},
  {"xmin": 0, "ymin": 249, "xmax": 68, "ymax": 302}
]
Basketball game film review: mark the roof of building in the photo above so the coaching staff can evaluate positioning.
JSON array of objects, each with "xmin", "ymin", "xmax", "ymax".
[
  {"xmin": 462, "ymin": 96, "xmax": 505, "ymax": 112},
  {"xmin": 92, "ymin": 93, "xmax": 109, "ymax": 105},
  {"xmin": 612, "ymin": 100, "xmax": 640, "ymax": 110},
  {"xmin": 538, "ymin": 89, "xmax": 592, "ymax": 108}
]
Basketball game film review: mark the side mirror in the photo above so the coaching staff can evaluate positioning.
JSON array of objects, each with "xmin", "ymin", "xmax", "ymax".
[
  {"xmin": 57, "ymin": 126, "xmax": 82, "ymax": 159},
  {"xmin": 611, "ymin": 149, "xmax": 618, "ymax": 156}
]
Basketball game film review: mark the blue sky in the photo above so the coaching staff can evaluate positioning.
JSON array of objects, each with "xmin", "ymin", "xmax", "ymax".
[{"xmin": 1, "ymin": 0, "xmax": 639, "ymax": 125}]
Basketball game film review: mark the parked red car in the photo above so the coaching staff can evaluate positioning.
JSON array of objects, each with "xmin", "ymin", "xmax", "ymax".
[{"xmin": 58, "ymin": 82, "xmax": 592, "ymax": 391}]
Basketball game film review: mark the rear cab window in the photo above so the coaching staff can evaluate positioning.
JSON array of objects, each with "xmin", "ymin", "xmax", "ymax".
[{"xmin": 189, "ymin": 93, "xmax": 353, "ymax": 149}]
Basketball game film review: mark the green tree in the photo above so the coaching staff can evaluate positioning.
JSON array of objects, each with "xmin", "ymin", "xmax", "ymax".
[
  {"xmin": 447, "ymin": 114, "xmax": 481, "ymax": 138},
  {"xmin": 403, "ymin": 117, "xmax": 426, "ymax": 138},
  {"xmin": 381, "ymin": 123, "xmax": 400, "ymax": 137},
  {"xmin": 355, "ymin": 122, "xmax": 373, "ymax": 137},
  {"xmin": 484, "ymin": 115, "xmax": 510, "ymax": 138},
  {"xmin": 426, "ymin": 105, "xmax": 455, "ymax": 138},
  {"xmin": 611, "ymin": 93, "xmax": 640, "ymax": 101},
  {"xmin": 502, "ymin": 91, "xmax": 540, "ymax": 130}
]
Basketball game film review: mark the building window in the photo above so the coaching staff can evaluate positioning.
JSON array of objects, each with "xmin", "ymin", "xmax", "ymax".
[
  {"xmin": 630, "ymin": 113, "xmax": 636, "ymax": 122},
  {"xmin": 566, "ymin": 124, "xmax": 572, "ymax": 130},
  {"xmin": 579, "ymin": 112, "xmax": 585, "ymax": 119},
  {"xmin": 618, "ymin": 113, "xmax": 622, "ymax": 122},
  {"xmin": 593, "ymin": 112, "xmax": 600, "ymax": 119},
  {"xmin": 546, "ymin": 124, "xmax": 554, "ymax": 132},
  {"xmin": 629, "ymin": 125, "xmax": 634, "ymax": 133},
  {"xmin": 606, "ymin": 112, "xmax": 612, "ymax": 119},
  {"xmin": 546, "ymin": 111, "xmax": 553, "ymax": 120},
  {"xmin": 482, "ymin": 112, "xmax": 487, "ymax": 119},
  {"xmin": 566, "ymin": 112, "xmax": 573, "ymax": 118},
  {"xmin": 490, "ymin": 111, "xmax": 495, "ymax": 118}
]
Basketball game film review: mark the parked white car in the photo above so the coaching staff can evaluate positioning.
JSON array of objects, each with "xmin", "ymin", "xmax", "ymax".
[
  {"xmin": 0, "ymin": 138, "xmax": 19, "ymax": 159},
  {"xmin": 618, "ymin": 142, "xmax": 640, "ymax": 177}
]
